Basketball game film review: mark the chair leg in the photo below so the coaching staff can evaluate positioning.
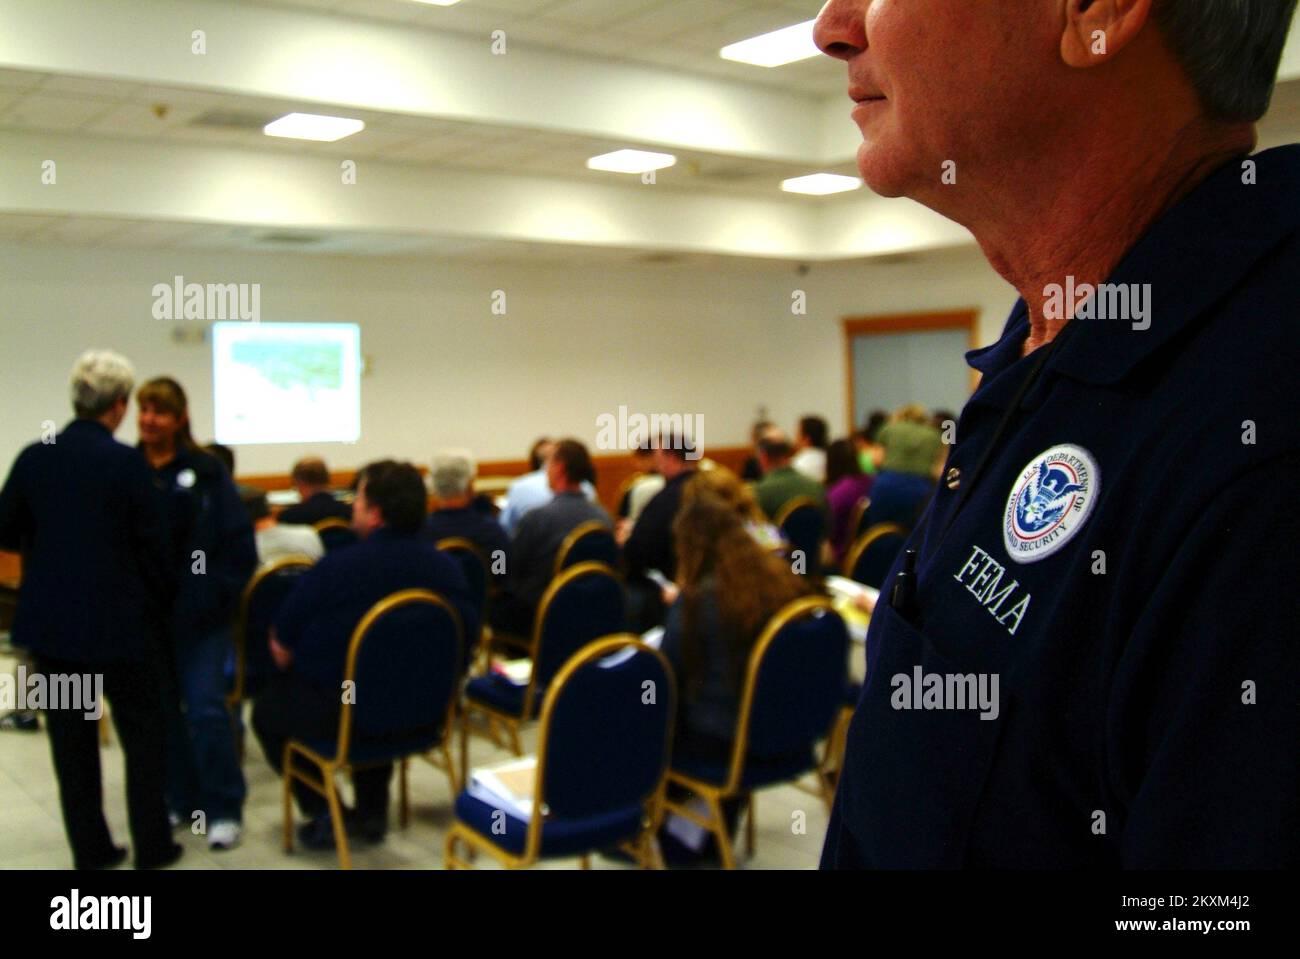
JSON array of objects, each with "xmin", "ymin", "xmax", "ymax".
[
  {"xmin": 323, "ymin": 771, "xmax": 351, "ymax": 870},
  {"xmin": 745, "ymin": 794, "xmax": 756, "ymax": 859},
  {"xmin": 282, "ymin": 766, "xmax": 295, "ymax": 853},
  {"xmin": 508, "ymin": 720, "xmax": 522, "ymax": 757},
  {"xmin": 459, "ymin": 710, "xmax": 470, "ymax": 788},
  {"xmin": 580, "ymin": 854, "xmax": 591, "ymax": 870},
  {"xmin": 400, "ymin": 758, "xmax": 410, "ymax": 829},
  {"xmin": 705, "ymin": 794, "xmax": 736, "ymax": 870}
]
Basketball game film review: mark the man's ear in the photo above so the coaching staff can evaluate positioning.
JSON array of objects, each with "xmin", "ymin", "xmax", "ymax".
[{"xmin": 1061, "ymin": 0, "xmax": 1154, "ymax": 68}]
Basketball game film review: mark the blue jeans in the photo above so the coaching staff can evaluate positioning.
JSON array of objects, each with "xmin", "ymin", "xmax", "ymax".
[{"xmin": 164, "ymin": 625, "xmax": 246, "ymax": 823}]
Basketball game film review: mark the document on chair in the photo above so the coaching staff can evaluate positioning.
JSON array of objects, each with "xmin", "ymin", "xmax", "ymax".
[
  {"xmin": 825, "ymin": 576, "xmax": 878, "ymax": 643},
  {"xmin": 467, "ymin": 756, "xmax": 538, "ymax": 821},
  {"xmin": 490, "ymin": 657, "xmax": 532, "ymax": 685}
]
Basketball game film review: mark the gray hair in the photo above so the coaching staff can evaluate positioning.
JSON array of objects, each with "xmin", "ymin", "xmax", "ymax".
[
  {"xmin": 70, "ymin": 350, "xmax": 135, "ymax": 418},
  {"xmin": 1155, "ymin": 0, "xmax": 1299, "ymax": 122},
  {"xmin": 429, "ymin": 449, "xmax": 476, "ymax": 499}
]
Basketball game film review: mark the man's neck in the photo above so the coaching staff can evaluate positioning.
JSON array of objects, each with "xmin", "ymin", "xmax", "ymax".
[{"xmin": 953, "ymin": 117, "xmax": 1253, "ymax": 356}]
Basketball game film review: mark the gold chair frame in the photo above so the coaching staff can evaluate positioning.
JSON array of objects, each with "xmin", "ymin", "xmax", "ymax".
[
  {"xmin": 552, "ymin": 520, "xmax": 617, "ymax": 578},
  {"xmin": 662, "ymin": 595, "xmax": 842, "ymax": 869},
  {"xmin": 461, "ymin": 561, "xmax": 622, "ymax": 781},
  {"xmin": 841, "ymin": 522, "xmax": 909, "ymax": 580},
  {"xmin": 281, "ymin": 588, "xmax": 464, "ymax": 869},
  {"xmin": 446, "ymin": 634, "xmax": 675, "ymax": 870}
]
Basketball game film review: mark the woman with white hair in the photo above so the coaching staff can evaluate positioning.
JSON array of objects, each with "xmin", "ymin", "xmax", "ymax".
[{"xmin": 0, "ymin": 350, "xmax": 181, "ymax": 869}]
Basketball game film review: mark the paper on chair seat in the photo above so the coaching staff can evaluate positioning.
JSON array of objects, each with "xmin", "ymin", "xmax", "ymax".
[
  {"xmin": 468, "ymin": 755, "xmax": 539, "ymax": 821},
  {"xmin": 598, "ymin": 626, "xmax": 664, "ymax": 668}
]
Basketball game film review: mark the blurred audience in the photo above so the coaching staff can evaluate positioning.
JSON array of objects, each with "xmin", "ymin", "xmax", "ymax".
[
  {"xmin": 791, "ymin": 415, "xmax": 829, "ymax": 482},
  {"xmin": 825, "ymin": 438, "xmax": 874, "ymax": 564},
  {"xmin": 279, "ymin": 457, "xmax": 351, "ymax": 526},
  {"xmin": 753, "ymin": 428, "xmax": 828, "ymax": 519},
  {"xmin": 491, "ymin": 440, "xmax": 611, "ymax": 637}
]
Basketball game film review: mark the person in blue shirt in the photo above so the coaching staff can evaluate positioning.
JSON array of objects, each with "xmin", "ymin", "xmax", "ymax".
[
  {"xmin": 498, "ymin": 437, "xmax": 597, "ymax": 537},
  {"xmin": 813, "ymin": 0, "xmax": 1299, "ymax": 868},
  {"xmin": 252, "ymin": 459, "xmax": 478, "ymax": 850},
  {"xmin": 0, "ymin": 351, "xmax": 181, "ymax": 869},
  {"xmin": 137, "ymin": 377, "xmax": 257, "ymax": 852}
]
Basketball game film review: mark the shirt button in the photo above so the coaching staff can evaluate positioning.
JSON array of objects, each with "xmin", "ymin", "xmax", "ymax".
[{"xmin": 945, "ymin": 467, "xmax": 962, "ymax": 490}]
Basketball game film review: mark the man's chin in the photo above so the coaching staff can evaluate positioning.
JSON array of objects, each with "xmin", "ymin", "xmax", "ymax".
[{"xmin": 856, "ymin": 143, "xmax": 910, "ymax": 199}]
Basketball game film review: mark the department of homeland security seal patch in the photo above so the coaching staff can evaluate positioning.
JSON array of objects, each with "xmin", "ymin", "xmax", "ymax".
[{"xmin": 1002, "ymin": 444, "xmax": 1099, "ymax": 563}]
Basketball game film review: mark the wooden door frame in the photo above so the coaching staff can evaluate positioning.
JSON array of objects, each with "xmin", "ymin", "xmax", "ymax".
[{"xmin": 842, "ymin": 309, "xmax": 980, "ymax": 432}]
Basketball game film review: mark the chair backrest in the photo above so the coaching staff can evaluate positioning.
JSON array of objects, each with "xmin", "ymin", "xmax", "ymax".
[
  {"xmin": 336, "ymin": 589, "xmax": 464, "ymax": 763},
  {"xmin": 524, "ymin": 635, "xmax": 676, "ymax": 860},
  {"xmin": 774, "ymin": 496, "xmax": 825, "ymax": 573},
  {"xmin": 230, "ymin": 555, "xmax": 314, "ymax": 702},
  {"xmin": 435, "ymin": 537, "xmax": 489, "ymax": 619},
  {"xmin": 723, "ymin": 596, "xmax": 849, "ymax": 790},
  {"xmin": 844, "ymin": 522, "xmax": 909, "ymax": 589},
  {"xmin": 553, "ymin": 520, "xmax": 619, "ymax": 576},
  {"xmin": 524, "ymin": 562, "xmax": 626, "ymax": 715},
  {"xmin": 848, "ymin": 496, "xmax": 872, "ymax": 541},
  {"xmin": 313, "ymin": 517, "xmax": 358, "ymax": 553},
  {"xmin": 614, "ymin": 472, "xmax": 645, "ymax": 519}
]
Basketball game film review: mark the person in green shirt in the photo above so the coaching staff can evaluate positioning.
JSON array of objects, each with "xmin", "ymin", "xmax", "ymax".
[{"xmin": 752, "ymin": 428, "xmax": 829, "ymax": 519}]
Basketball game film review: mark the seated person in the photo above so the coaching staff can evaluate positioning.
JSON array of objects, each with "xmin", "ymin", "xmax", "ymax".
[
  {"xmin": 242, "ymin": 489, "xmax": 324, "ymax": 565},
  {"xmin": 825, "ymin": 438, "xmax": 874, "ymax": 563},
  {"xmin": 618, "ymin": 443, "xmax": 664, "ymax": 525},
  {"xmin": 739, "ymin": 419, "xmax": 773, "ymax": 482},
  {"xmin": 621, "ymin": 435, "xmax": 698, "ymax": 632},
  {"xmin": 864, "ymin": 405, "xmax": 944, "ymax": 529},
  {"xmin": 682, "ymin": 467, "xmax": 784, "ymax": 554},
  {"xmin": 423, "ymin": 448, "xmax": 510, "ymax": 576},
  {"xmin": 752, "ymin": 428, "xmax": 828, "ymax": 520},
  {"xmin": 498, "ymin": 437, "xmax": 597, "ymax": 537},
  {"xmin": 876, "ymin": 404, "xmax": 943, "ymax": 478},
  {"xmin": 251, "ymin": 460, "xmax": 477, "ymax": 849},
  {"xmin": 277, "ymin": 457, "xmax": 351, "ymax": 526},
  {"xmin": 658, "ymin": 493, "xmax": 815, "ymax": 863},
  {"xmin": 790, "ymin": 415, "xmax": 829, "ymax": 482},
  {"xmin": 490, "ymin": 439, "xmax": 611, "ymax": 638}
]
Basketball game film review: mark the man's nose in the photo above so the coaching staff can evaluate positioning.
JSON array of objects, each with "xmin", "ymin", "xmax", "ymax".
[{"xmin": 813, "ymin": 0, "xmax": 868, "ymax": 61}]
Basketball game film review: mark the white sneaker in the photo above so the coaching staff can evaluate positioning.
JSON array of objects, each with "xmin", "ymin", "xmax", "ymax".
[{"xmin": 208, "ymin": 819, "xmax": 242, "ymax": 851}]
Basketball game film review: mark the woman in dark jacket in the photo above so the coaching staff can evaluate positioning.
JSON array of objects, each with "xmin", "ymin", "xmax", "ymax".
[{"xmin": 137, "ymin": 377, "xmax": 256, "ymax": 851}]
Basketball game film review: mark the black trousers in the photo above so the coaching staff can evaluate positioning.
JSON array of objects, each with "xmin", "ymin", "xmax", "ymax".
[
  {"xmin": 251, "ymin": 672, "xmax": 392, "ymax": 820},
  {"xmin": 35, "ymin": 654, "xmax": 173, "ymax": 869}
]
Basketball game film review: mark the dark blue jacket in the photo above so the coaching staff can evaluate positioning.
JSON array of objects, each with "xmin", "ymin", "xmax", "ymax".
[
  {"xmin": 0, "ymin": 419, "xmax": 174, "ymax": 663},
  {"xmin": 149, "ymin": 446, "xmax": 257, "ymax": 637},
  {"xmin": 423, "ymin": 505, "xmax": 510, "ymax": 582},
  {"xmin": 823, "ymin": 145, "xmax": 1300, "ymax": 870},
  {"xmin": 278, "ymin": 490, "xmax": 351, "ymax": 526},
  {"xmin": 274, "ymin": 527, "xmax": 479, "ymax": 692}
]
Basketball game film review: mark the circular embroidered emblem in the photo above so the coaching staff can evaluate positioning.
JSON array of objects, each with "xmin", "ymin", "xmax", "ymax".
[{"xmin": 1002, "ymin": 444, "xmax": 1099, "ymax": 564}]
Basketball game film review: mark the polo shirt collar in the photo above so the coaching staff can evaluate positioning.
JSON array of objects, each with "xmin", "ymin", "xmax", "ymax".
[{"xmin": 970, "ymin": 144, "xmax": 1300, "ymax": 392}]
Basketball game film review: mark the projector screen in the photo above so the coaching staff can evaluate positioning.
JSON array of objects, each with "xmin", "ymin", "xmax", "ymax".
[{"xmin": 212, "ymin": 322, "xmax": 361, "ymax": 445}]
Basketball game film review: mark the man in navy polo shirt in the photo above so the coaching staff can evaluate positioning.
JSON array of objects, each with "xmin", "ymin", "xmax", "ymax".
[
  {"xmin": 252, "ymin": 459, "xmax": 477, "ymax": 849},
  {"xmin": 813, "ymin": 0, "xmax": 1298, "ymax": 867}
]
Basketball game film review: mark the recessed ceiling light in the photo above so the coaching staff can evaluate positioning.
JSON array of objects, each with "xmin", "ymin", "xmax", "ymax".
[
  {"xmin": 411, "ymin": 1, "xmax": 463, "ymax": 6},
  {"xmin": 720, "ymin": 20, "xmax": 819, "ymax": 68},
  {"xmin": 587, "ymin": 149, "xmax": 678, "ymax": 174},
  {"xmin": 781, "ymin": 173, "xmax": 863, "ymax": 196},
  {"xmin": 263, "ymin": 113, "xmax": 365, "ymax": 142}
]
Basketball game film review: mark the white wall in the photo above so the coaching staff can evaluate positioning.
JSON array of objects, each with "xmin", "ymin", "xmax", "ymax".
[{"xmin": 0, "ymin": 242, "xmax": 1015, "ymax": 476}]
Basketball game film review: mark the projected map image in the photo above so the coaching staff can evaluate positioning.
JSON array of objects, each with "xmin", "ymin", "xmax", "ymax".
[
  {"xmin": 213, "ymin": 323, "xmax": 361, "ymax": 446},
  {"xmin": 231, "ymin": 341, "xmax": 344, "ymax": 393}
]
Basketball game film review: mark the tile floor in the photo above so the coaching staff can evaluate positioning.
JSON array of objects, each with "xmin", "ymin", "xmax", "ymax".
[{"xmin": 0, "ymin": 649, "xmax": 831, "ymax": 870}]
